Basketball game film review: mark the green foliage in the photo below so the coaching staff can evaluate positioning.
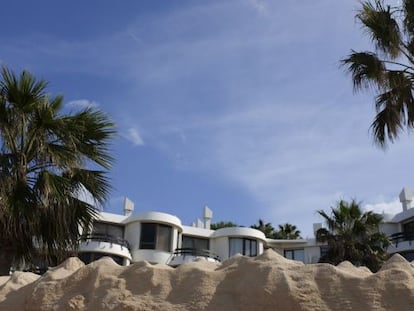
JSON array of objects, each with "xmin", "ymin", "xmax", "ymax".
[
  {"xmin": 0, "ymin": 67, "xmax": 115, "ymax": 273},
  {"xmin": 250, "ymin": 219, "xmax": 301, "ymax": 239},
  {"xmin": 342, "ymin": 0, "xmax": 414, "ymax": 147},
  {"xmin": 316, "ymin": 199, "xmax": 390, "ymax": 272},
  {"xmin": 210, "ymin": 221, "xmax": 238, "ymax": 230},
  {"xmin": 274, "ymin": 223, "xmax": 302, "ymax": 240},
  {"xmin": 250, "ymin": 219, "xmax": 275, "ymax": 238}
]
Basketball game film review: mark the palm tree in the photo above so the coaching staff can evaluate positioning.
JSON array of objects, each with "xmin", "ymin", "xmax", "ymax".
[
  {"xmin": 250, "ymin": 219, "xmax": 276, "ymax": 238},
  {"xmin": 274, "ymin": 223, "xmax": 301, "ymax": 239},
  {"xmin": 210, "ymin": 221, "xmax": 238, "ymax": 230},
  {"xmin": 316, "ymin": 199, "xmax": 390, "ymax": 272},
  {"xmin": 0, "ymin": 67, "xmax": 115, "ymax": 275},
  {"xmin": 342, "ymin": 0, "xmax": 414, "ymax": 147}
]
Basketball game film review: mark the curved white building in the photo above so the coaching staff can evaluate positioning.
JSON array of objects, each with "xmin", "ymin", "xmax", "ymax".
[{"xmin": 77, "ymin": 201, "xmax": 318, "ymax": 266}]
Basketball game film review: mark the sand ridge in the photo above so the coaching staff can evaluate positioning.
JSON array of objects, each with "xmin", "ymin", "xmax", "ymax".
[{"xmin": 0, "ymin": 250, "xmax": 413, "ymax": 310}]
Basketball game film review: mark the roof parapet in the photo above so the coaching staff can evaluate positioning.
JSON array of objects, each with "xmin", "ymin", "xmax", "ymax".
[
  {"xmin": 399, "ymin": 187, "xmax": 412, "ymax": 212},
  {"xmin": 123, "ymin": 197, "xmax": 134, "ymax": 216}
]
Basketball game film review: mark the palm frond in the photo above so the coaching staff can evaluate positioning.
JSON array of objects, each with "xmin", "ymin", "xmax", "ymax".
[
  {"xmin": 358, "ymin": 1, "xmax": 402, "ymax": 58},
  {"xmin": 341, "ymin": 51, "xmax": 386, "ymax": 91}
]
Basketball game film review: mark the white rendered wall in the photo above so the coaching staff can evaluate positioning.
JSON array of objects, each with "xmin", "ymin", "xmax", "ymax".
[
  {"xmin": 210, "ymin": 227, "xmax": 266, "ymax": 261},
  {"xmin": 124, "ymin": 211, "xmax": 182, "ymax": 263}
]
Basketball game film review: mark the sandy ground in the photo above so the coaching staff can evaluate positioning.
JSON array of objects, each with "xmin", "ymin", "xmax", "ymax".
[{"xmin": 0, "ymin": 250, "xmax": 413, "ymax": 310}]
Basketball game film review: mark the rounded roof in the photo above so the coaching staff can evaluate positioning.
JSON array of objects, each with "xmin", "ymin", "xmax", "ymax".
[
  {"xmin": 124, "ymin": 211, "xmax": 183, "ymax": 231},
  {"xmin": 211, "ymin": 227, "xmax": 266, "ymax": 241}
]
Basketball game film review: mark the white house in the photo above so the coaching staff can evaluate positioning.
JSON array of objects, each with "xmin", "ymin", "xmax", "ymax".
[
  {"xmin": 380, "ymin": 187, "xmax": 414, "ymax": 261},
  {"xmin": 77, "ymin": 201, "xmax": 325, "ymax": 266}
]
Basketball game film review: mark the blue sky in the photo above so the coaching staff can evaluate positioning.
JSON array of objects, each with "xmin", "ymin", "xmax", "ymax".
[{"xmin": 2, "ymin": 0, "xmax": 412, "ymax": 237}]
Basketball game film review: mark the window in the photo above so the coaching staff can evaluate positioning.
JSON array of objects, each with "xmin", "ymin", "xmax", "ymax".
[
  {"xmin": 403, "ymin": 219, "xmax": 414, "ymax": 233},
  {"xmin": 229, "ymin": 238, "xmax": 257, "ymax": 257},
  {"xmin": 140, "ymin": 223, "xmax": 172, "ymax": 252},
  {"xmin": 93, "ymin": 222, "xmax": 124, "ymax": 239},
  {"xmin": 182, "ymin": 236, "xmax": 209, "ymax": 250},
  {"xmin": 320, "ymin": 246, "xmax": 329, "ymax": 259},
  {"xmin": 284, "ymin": 249, "xmax": 305, "ymax": 262}
]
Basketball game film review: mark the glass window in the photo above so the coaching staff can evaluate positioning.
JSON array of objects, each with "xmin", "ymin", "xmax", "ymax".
[
  {"xmin": 320, "ymin": 246, "xmax": 329, "ymax": 258},
  {"xmin": 140, "ymin": 223, "xmax": 172, "ymax": 252},
  {"xmin": 92, "ymin": 221, "xmax": 124, "ymax": 239},
  {"xmin": 284, "ymin": 249, "xmax": 305, "ymax": 262},
  {"xmin": 182, "ymin": 236, "xmax": 209, "ymax": 250},
  {"xmin": 403, "ymin": 219, "xmax": 414, "ymax": 233},
  {"xmin": 140, "ymin": 223, "xmax": 157, "ymax": 249},
  {"xmin": 229, "ymin": 238, "xmax": 258, "ymax": 257},
  {"xmin": 157, "ymin": 224, "xmax": 172, "ymax": 252}
]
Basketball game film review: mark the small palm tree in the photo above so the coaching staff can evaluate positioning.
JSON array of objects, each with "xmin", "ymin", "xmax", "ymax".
[
  {"xmin": 210, "ymin": 221, "xmax": 238, "ymax": 230},
  {"xmin": 274, "ymin": 223, "xmax": 301, "ymax": 240},
  {"xmin": 342, "ymin": 0, "xmax": 414, "ymax": 147},
  {"xmin": 0, "ymin": 67, "xmax": 115, "ymax": 275},
  {"xmin": 316, "ymin": 199, "xmax": 390, "ymax": 272},
  {"xmin": 250, "ymin": 219, "xmax": 276, "ymax": 238}
]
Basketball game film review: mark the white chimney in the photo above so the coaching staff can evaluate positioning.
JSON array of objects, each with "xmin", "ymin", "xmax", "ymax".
[
  {"xmin": 203, "ymin": 205, "xmax": 213, "ymax": 229},
  {"xmin": 123, "ymin": 197, "xmax": 134, "ymax": 216},
  {"xmin": 313, "ymin": 223, "xmax": 322, "ymax": 238},
  {"xmin": 196, "ymin": 218, "xmax": 204, "ymax": 228},
  {"xmin": 399, "ymin": 188, "xmax": 412, "ymax": 212}
]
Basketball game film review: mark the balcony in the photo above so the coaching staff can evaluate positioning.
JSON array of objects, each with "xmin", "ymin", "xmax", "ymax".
[
  {"xmin": 167, "ymin": 248, "xmax": 221, "ymax": 266},
  {"xmin": 390, "ymin": 231, "xmax": 414, "ymax": 247},
  {"xmin": 80, "ymin": 233, "xmax": 130, "ymax": 249},
  {"xmin": 388, "ymin": 231, "xmax": 414, "ymax": 254},
  {"xmin": 78, "ymin": 233, "xmax": 132, "ymax": 264}
]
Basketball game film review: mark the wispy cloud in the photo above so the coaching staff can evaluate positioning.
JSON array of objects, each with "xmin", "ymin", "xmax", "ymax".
[
  {"xmin": 364, "ymin": 199, "xmax": 402, "ymax": 215},
  {"xmin": 67, "ymin": 99, "xmax": 100, "ymax": 109},
  {"xmin": 3, "ymin": 1, "xmax": 412, "ymax": 235},
  {"xmin": 124, "ymin": 127, "xmax": 144, "ymax": 146},
  {"xmin": 246, "ymin": 0, "xmax": 267, "ymax": 14}
]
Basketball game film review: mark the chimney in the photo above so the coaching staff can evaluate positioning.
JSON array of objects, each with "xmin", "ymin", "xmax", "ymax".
[
  {"xmin": 196, "ymin": 218, "xmax": 204, "ymax": 228},
  {"xmin": 313, "ymin": 223, "xmax": 322, "ymax": 238},
  {"xmin": 203, "ymin": 206, "xmax": 213, "ymax": 229},
  {"xmin": 399, "ymin": 188, "xmax": 412, "ymax": 212},
  {"xmin": 123, "ymin": 197, "xmax": 134, "ymax": 216}
]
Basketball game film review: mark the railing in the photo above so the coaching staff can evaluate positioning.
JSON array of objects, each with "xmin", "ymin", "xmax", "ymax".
[
  {"xmin": 390, "ymin": 231, "xmax": 414, "ymax": 247},
  {"xmin": 171, "ymin": 248, "xmax": 221, "ymax": 262},
  {"xmin": 80, "ymin": 233, "xmax": 130, "ymax": 249}
]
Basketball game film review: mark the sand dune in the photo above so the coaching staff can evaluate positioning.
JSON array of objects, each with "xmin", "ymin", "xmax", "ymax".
[{"xmin": 0, "ymin": 250, "xmax": 413, "ymax": 310}]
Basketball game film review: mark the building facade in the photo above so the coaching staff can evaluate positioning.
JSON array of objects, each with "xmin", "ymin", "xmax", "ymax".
[
  {"xmin": 77, "ymin": 201, "xmax": 325, "ymax": 266},
  {"xmin": 381, "ymin": 187, "xmax": 414, "ymax": 261}
]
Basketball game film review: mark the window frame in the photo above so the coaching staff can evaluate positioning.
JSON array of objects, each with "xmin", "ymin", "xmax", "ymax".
[
  {"xmin": 182, "ymin": 235, "xmax": 210, "ymax": 250},
  {"xmin": 229, "ymin": 237, "xmax": 258, "ymax": 257},
  {"xmin": 92, "ymin": 221, "xmax": 125, "ymax": 239},
  {"xmin": 139, "ymin": 223, "xmax": 173, "ymax": 252},
  {"xmin": 284, "ymin": 248, "xmax": 305, "ymax": 262}
]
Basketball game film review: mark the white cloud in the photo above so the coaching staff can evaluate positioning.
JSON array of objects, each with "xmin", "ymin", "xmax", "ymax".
[
  {"xmin": 246, "ymin": 0, "xmax": 267, "ymax": 14},
  {"xmin": 364, "ymin": 199, "xmax": 403, "ymax": 215},
  {"xmin": 124, "ymin": 127, "xmax": 144, "ymax": 146},
  {"xmin": 67, "ymin": 99, "xmax": 100, "ymax": 109}
]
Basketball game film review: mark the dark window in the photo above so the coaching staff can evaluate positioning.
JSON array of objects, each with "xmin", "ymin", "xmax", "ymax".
[
  {"xmin": 78, "ymin": 252, "xmax": 124, "ymax": 265},
  {"xmin": 93, "ymin": 222, "xmax": 124, "ymax": 239},
  {"xmin": 403, "ymin": 219, "xmax": 414, "ymax": 234},
  {"xmin": 182, "ymin": 236, "xmax": 209, "ymax": 250},
  {"xmin": 140, "ymin": 223, "xmax": 172, "ymax": 252},
  {"xmin": 284, "ymin": 249, "xmax": 305, "ymax": 262},
  {"xmin": 229, "ymin": 238, "xmax": 258, "ymax": 257},
  {"xmin": 320, "ymin": 246, "xmax": 329, "ymax": 258}
]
